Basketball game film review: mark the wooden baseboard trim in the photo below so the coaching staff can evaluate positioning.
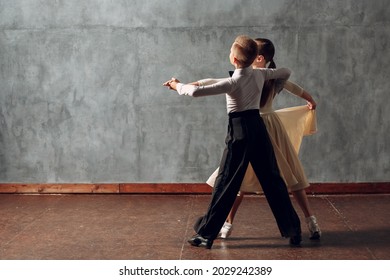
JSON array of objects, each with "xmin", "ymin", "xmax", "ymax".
[
  {"xmin": 305, "ymin": 182, "xmax": 390, "ymax": 195},
  {"xmin": 0, "ymin": 182, "xmax": 389, "ymax": 195}
]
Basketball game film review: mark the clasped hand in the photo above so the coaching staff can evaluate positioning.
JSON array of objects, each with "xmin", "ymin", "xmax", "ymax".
[{"xmin": 163, "ymin": 78, "xmax": 180, "ymax": 90}]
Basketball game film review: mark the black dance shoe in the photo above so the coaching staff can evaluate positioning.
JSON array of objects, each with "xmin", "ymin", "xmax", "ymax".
[
  {"xmin": 188, "ymin": 234, "xmax": 214, "ymax": 249},
  {"xmin": 289, "ymin": 235, "xmax": 302, "ymax": 247}
]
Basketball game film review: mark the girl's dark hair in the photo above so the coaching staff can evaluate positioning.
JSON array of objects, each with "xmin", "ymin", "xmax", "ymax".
[{"xmin": 255, "ymin": 38, "xmax": 276, "ymax": 107}]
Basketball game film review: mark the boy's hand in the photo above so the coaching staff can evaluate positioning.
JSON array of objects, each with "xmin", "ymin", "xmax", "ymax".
[{"xmin": 163, "ymin": 78, "xmax": 180, "ymax": 90}]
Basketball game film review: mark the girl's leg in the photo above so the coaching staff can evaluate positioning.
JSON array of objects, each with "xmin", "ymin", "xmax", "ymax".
[
  {"xmin": 219, "ymin": 192, "xmax": 245, "ymax": 238},
  {"xmin": 292, "ymin": 189, "xmax": 321, "ymax": 240},
  {"xmin": 226, "ymin": 192, "xmax": 245, "ymax": 224},
  {"xmin": 291, "ymin": 189, "xmax": 312, "ymax": 218}
]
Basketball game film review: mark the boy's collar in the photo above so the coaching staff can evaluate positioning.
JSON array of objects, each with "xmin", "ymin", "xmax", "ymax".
[{"xmin": 231, "ymin": 67, "xmax": 253, "ymax": 77}]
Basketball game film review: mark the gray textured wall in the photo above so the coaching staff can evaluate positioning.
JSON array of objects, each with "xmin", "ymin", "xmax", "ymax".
[{"xmin": 0, "ymin": 0, "xmax": 389, "ymax": 183}]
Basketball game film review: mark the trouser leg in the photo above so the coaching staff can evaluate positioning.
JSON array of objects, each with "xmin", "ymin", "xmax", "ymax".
[
  {"xmin": 249, "ymin": 117, "xmax": 301, "ymax": 237},
  {"xmin": 194, "ymin": 118, "xmax": 250, "ymax": 240}
]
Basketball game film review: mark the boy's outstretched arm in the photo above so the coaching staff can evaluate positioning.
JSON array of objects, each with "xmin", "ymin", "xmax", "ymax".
[{"xmin": 163, "ymin": 77, "xmax": 230, "ymax": 97}]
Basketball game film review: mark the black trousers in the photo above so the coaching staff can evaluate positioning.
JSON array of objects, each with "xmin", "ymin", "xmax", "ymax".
[{"xmin": 194, "ymin": 109, "xmax": 301, "ymax": 240}]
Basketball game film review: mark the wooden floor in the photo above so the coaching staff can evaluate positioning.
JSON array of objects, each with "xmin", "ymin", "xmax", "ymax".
[{"xmin": 0, "ymin": 193, "xmax": 389, "ymax": 260}]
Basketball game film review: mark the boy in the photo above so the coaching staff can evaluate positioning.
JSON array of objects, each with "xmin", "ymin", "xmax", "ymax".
[{"xmin": 163, "ymin": 35, "xmax": 301, "ymax": 249}]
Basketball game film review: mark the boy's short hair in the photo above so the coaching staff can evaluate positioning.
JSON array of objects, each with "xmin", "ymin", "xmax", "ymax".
[{"xmin": 232, "ymin": 35, "xmax": 258, "ymax": 68}]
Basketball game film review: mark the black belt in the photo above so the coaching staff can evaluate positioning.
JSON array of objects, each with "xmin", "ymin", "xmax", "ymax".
[{"xmin": 228, "ymin": 109, "xmax": 259, "ymax": 119}]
